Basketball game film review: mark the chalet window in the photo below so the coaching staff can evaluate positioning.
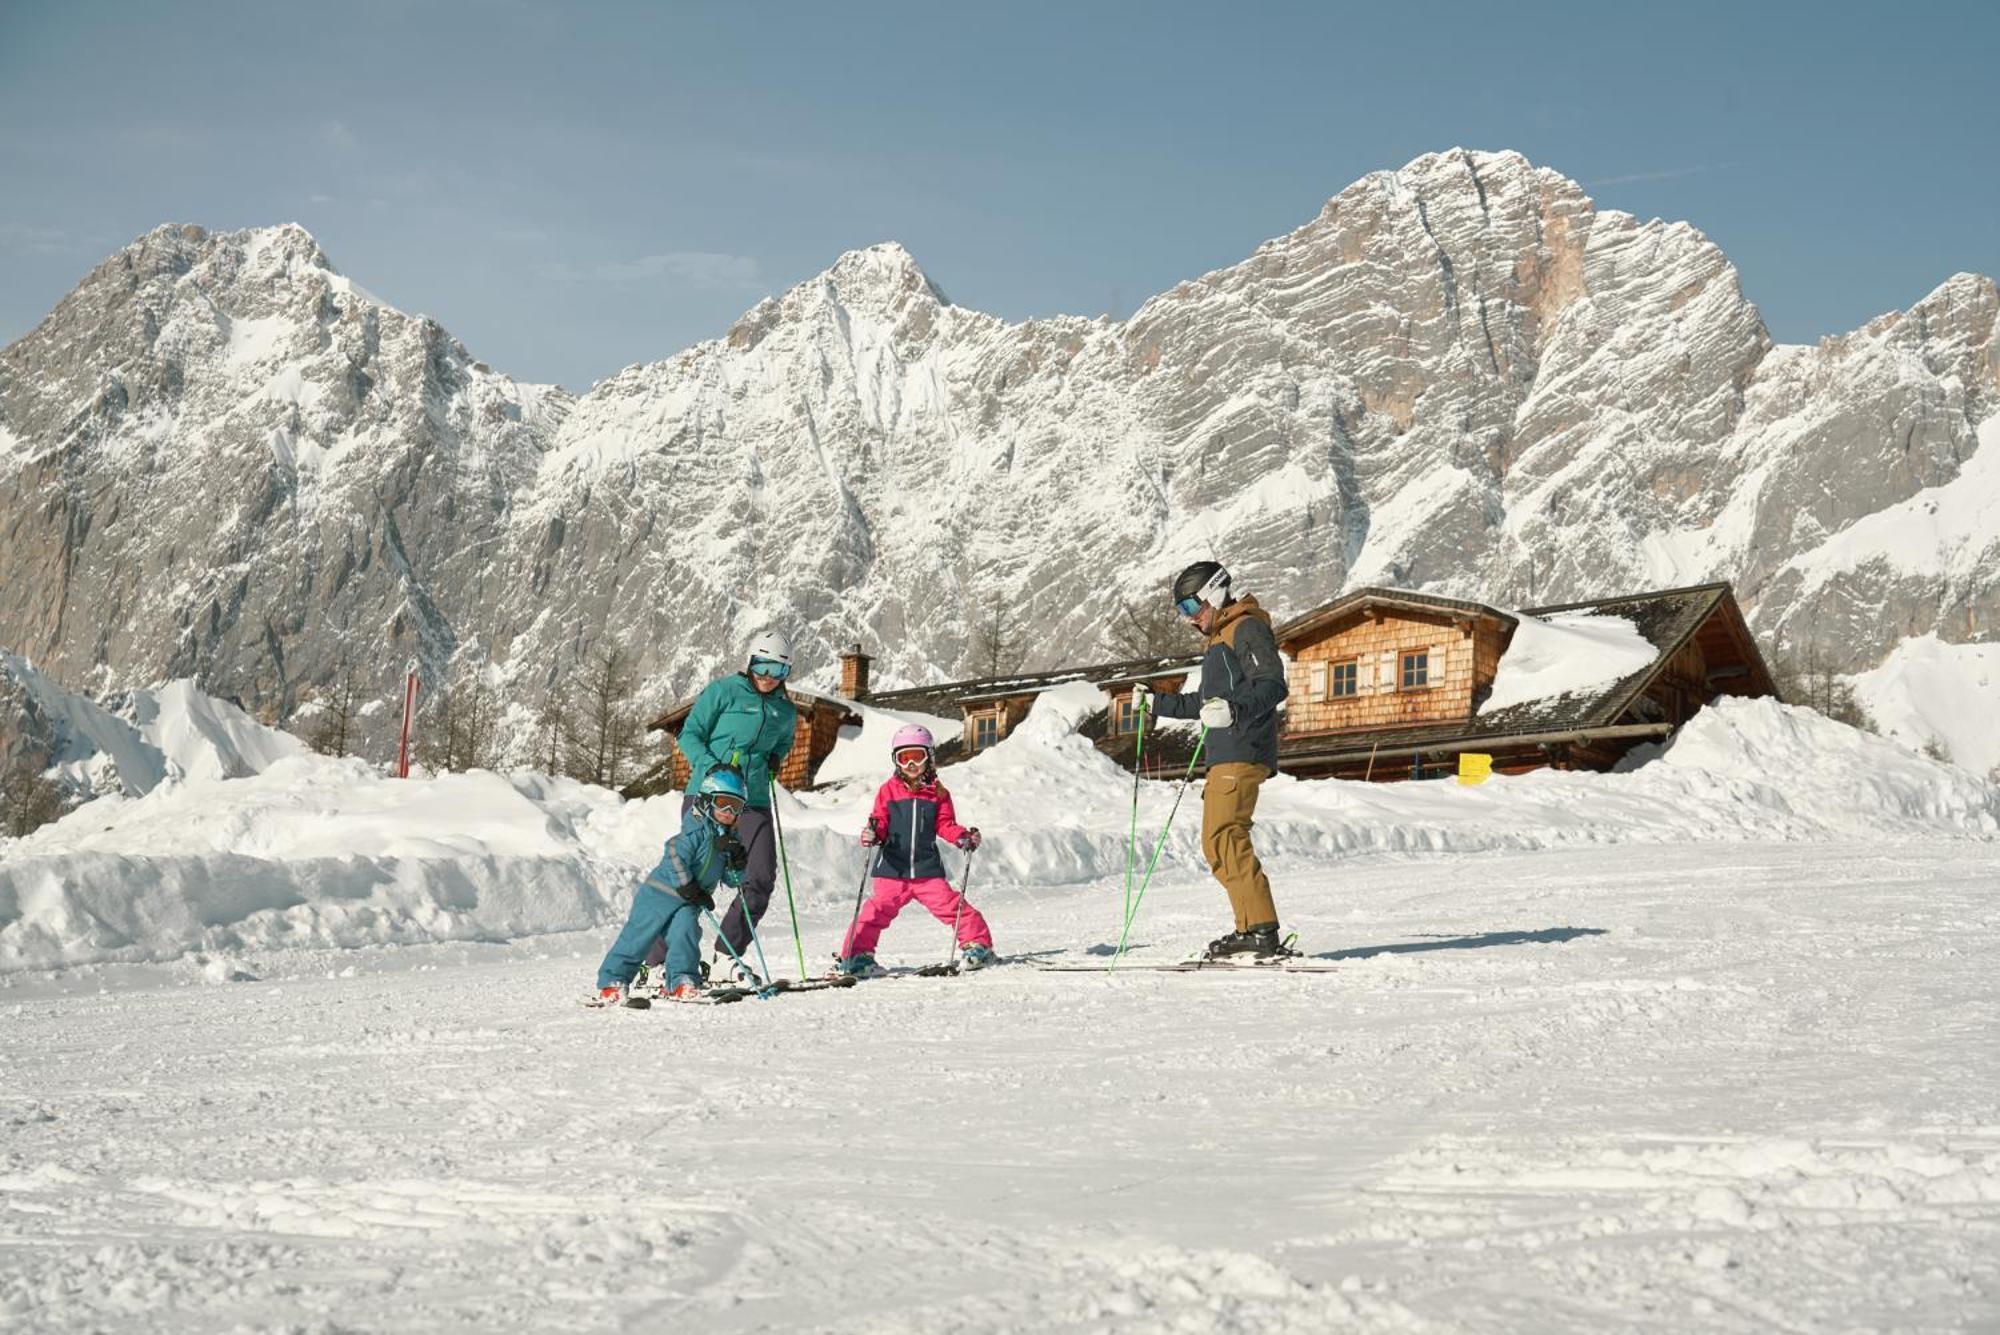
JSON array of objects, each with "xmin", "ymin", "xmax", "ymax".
[
  {"xmin": 972, "ymin": 714, "xmax": 999, "ymax": 750},
  {"xmin": 1115, "ymin": 696, "xmax": 1139, "ymax": 734},
  {"xmin": 1400, "ymin": 650, "xmax": 1430, "ymax": 690},
  {"xmin": 1329, "ymin": 659, "xmax": 1358, "ymax": 698}
]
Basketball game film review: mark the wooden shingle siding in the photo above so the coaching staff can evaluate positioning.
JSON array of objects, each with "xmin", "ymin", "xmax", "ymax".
[{"xmin": 1285, "ymin": 610, "xmax": 1504, "ymax": 734}]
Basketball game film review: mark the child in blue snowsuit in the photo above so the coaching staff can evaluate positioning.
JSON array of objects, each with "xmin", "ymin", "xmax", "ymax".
[{"xmin": 593, "ymin": 769, "xmax": 750, "ymax": 1003}]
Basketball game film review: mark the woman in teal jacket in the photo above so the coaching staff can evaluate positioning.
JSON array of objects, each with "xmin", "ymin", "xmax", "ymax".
[{"xmin": 649, "ymin": 630, "xmax": 797, "ymax": 979}]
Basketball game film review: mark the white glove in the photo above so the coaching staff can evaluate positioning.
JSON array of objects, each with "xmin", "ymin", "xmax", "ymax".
[
  {"xmin": 1129, "ymin": 683, "xmax": 1153, "ymax": 711},
  {"xmin": 1199, "ymin": 697, "xmax": 1234, "ymax": 729}
]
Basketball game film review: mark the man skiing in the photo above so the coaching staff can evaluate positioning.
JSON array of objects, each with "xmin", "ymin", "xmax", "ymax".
[
  {"xmin": 653, "ymin": 629, "xmax": 798, "ymax": 982},
  {"xmin": 1131, "ymin": 561, "xmax": 1292, "ymax": 960}
]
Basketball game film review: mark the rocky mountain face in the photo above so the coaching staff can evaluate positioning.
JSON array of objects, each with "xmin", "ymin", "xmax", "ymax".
[{"xmin": 2, "ymin": 151, "xmax": 1996, "ymax": 755}]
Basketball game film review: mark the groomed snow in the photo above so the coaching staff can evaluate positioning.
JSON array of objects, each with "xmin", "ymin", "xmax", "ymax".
[
  {"xmin": 1477, "ymin": 612, "xmax": 1657, "ymax": 716},
  {"xmin": 2, "ymin": 840, "xmax": 1995, "ymax": 1330}
]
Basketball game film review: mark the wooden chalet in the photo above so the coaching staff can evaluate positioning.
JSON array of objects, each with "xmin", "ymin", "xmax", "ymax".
[{"xmin": 1273, "ymin": 581, "xmax": 1779, "ymax": 780}]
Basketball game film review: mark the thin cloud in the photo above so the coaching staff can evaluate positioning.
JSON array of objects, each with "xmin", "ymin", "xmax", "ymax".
[
  {"xmin": 1583, "ymin": 164, "xmax": 1734, "ymax": 187},
  {"xmin": 496, "ymin": 226, "xmax": 551, "ymax": 244},
  {"xmin": 323, "ymin": 120, "xmax": 360, "ymax": 152},
  {"xmin": 539, "ymin": 251, "xmax": 763, "ymax": 289}
]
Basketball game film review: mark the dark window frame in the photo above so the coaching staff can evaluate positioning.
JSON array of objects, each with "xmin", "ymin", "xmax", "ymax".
[
  {"xmin": 1400, "ymin": 650, "xmax": 1431, "ymax": 691},
  {"xmin": 1329, "ymin": 659, "xmax": 1359, "ymax": 698}
]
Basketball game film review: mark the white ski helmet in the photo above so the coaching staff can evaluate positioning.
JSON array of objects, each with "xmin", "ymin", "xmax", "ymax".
[{"xmin": 745, "ymin": 630, "xmax": 793, "ymax": 670}]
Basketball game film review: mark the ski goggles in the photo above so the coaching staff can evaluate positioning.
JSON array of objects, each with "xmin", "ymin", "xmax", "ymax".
[
  {"xmin": 748, "ymin": 658, "xmax": 791, "ymax": 680},
  {"xmin": 893, "ymin": 746, "xmax": 930, "ymax": 768},
  {"xmin": 1175, "ymin": 595, "xmax": 1205, "ymax": 618},
  {"xmin": 707, "ymin": 793, "xmax": 746, "ymax": 817}
]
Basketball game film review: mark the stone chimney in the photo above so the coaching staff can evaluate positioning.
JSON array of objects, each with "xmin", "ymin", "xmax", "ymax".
[{"xmin": 838, "ymin": 644, "xmax": 872, "ymax": 700}]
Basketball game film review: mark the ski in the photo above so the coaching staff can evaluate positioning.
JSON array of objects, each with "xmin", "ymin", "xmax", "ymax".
[{"xmin": 1034, "ymin": 958, "xmax": 1340, "ymax": 974}]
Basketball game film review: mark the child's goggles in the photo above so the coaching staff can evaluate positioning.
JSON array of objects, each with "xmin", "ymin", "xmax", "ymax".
[
  {"xmin": 749, "ymin": 658, "xmax": 791, "ymax": 680},
  {"xmin": 708, "ymin": 793, "xmax": 746, "ymax": 817},
  {"xmin": 893, "ymin": 746, "xmax": 930, "ymax": 768}
]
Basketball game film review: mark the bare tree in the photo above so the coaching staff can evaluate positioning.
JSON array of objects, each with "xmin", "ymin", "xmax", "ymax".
[
  {"xmin": 969, "ymin": 598, "xmax": 1026, "ymax": 678},
  {"xmin": 1768, "ymin": 646, "xmax": 1876, "ymax": 733},
  {"xmin": 1102, "ymin": 598, "xmax": 1188, "ymax": 659},
  {"xmin": 308, "ymin": 657, "xmax": 368, "ymax": 758},
  {"xmin": 568, "ymin": 644, "xmax": 644, "ymax": 788},
  {"xmin": 532, "ymin": 678, "xmax": 571, "ymax": 777},
  {"xmin": 1921, "ymin": 735, "xmax": 1954, "ymax": 766},
  {"xmin": 418, "ymin": 659, "xmax": 502, "ymax": 774}
]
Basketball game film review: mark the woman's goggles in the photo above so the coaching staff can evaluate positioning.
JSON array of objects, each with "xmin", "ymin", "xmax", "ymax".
[
  {"xmin": 749, "ymin": 658, "xmax": 791, "ymax": 680},
  {"xmin": 1175, "ymin": 595, "xmax": 1205, "ymax": 618}
]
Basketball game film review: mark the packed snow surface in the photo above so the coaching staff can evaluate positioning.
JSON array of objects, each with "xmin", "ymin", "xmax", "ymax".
[
  {"xmin": 1476, "ymin": 612, "xmax": 1657, "ymax": 716},
  {"xmin": 3, "ymin": 842, "xmax": 1996, "ymax": 1331}
]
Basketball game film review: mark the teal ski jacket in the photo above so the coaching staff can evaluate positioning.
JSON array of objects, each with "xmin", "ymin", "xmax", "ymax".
[{"xmin": 679, "ymin": 672, "xmax": 797, "ymax": 808}]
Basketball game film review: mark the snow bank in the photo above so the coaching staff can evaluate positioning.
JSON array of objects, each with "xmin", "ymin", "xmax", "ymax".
[
  {"xmin": 1, "ymin": 653, "xmax": 305, "ymax": 798},
  {"xmin": 1478, "ymin": 612, "xmax": 1656, "ymax": 715},
  {"xmin": 2, "ymin": 682, "xmax": 1994, "ymax": 975},
  {"xmin": 1848, "ymin": 633, "xmax": 2000, "ymax": 777}
]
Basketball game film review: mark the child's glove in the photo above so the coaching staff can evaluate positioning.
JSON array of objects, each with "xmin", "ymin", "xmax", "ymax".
[
  {"xmin": 718, "ymin": 830, "xmax": 749, "ymax": 873},
  {"xmin": 675, "ymin": 880, "xmax": 716, "ymax": 911},
  {"xmin": 957, "ymin": 828, "xmax": 982, "ymax": 851},
  {"xmin": 859, "ymin": 823, "xmax": 879, "ymax": 847}
]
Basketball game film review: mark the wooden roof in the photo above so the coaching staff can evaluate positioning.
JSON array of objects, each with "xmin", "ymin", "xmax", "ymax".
[
  {"xmin": 866, "ymin": 652, "xmax": 1201, "ymax": 714},
  {"xmin": 1275, "ymin": 586, "xmax": 1517, "ymax": 652}
]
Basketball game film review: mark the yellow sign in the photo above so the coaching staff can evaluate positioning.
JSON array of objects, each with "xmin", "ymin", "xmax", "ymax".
[{"xmin": 1458, "ymin": 753, "xmax": 1493, "ymax": 785}]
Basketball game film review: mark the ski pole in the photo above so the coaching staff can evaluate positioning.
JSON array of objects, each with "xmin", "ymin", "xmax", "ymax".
[
  {"xmin": 767, "ymin": 778, "xmax": 809, "ymax": 981},
  {"xmin": 923, "ymin": 845, "xmax": 977, "ymax": 977},
  {"xmin": 839, "ymin": 832, "xmax": 876, "ymax": 967},
  {"xmin": 1112, "ymin": 725, "xmax": 1208, "ymax": 968},
  {"xmin": 700, "ymin": 906, "xmax": 778, "ymax": 999},
  {"xmin": 1123, "ymin": 694, "xmax": 1149, "ymax": 933}
]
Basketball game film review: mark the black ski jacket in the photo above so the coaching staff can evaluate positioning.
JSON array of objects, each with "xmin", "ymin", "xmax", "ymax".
[{"xmin": 1151, "ymin": 595, "xmax": 1289, "ymax": 772}]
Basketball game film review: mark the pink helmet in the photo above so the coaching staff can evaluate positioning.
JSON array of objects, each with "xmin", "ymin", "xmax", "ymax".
[{"xmin": 890, "ymin": 724, "xmax": 935, "ymax": 753}]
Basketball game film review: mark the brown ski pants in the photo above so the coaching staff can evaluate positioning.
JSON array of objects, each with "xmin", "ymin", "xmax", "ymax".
[{"xmin": 1201, "ymin": 762, "xmax": 1278, "ymax": 930}]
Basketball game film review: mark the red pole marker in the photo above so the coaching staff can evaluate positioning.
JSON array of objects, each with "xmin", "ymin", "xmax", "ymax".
[{"xmin": 396, "ymin": 669, "xmax": 420, "ymax": 778}]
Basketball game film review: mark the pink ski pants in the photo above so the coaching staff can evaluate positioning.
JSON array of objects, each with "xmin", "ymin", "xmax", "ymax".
[{"xmin": 841, "ymin": 876, "xmax": 993, "ymax": 957}]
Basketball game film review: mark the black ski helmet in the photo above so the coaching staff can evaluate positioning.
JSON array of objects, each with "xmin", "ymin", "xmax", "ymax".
[{"xmin": 1171, "ymin": 560, "xmax": 1231, "ymax": 612}]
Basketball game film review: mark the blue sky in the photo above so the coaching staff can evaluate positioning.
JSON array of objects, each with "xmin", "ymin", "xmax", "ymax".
[{"xmin": 2, "ymin": 1, "xmax": 1995, "ymax": 390}]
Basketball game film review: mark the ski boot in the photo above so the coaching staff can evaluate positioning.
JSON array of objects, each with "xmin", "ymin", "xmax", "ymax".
[
  {"xmin": 664, "ymin": 978, "xmax": 703, "ymax": 1002},
  {"xmin": 959, "ymin": 944, "xmax": 997, "ymax": 971},
  {"xmin": 1202, "ymin": 923, "xmax": 1293, "ymax": 962},
  {"xmin": 836, "ymin": 953, "xmax": 885, "ymax": 979},
  {"xmin": 584, "ymin": 984, "xmax": 626, "ymax": 1008}
]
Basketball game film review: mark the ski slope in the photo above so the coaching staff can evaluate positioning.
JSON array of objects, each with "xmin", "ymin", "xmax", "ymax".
[{"xmin": 4, "ymin": 839, "xmax": 1996, "ymax": 1332}]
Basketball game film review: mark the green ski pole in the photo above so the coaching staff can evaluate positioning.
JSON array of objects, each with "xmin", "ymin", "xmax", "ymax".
[
  {"xmin": 767, "ymin": 776, "xmax": 809, "ymax": 982},
  {"xmin": 1123, "ymin": 694, "xmax": 1149, "ymax": 934},
  {"xmin": 1112, "ymin": 725, "xmax": 1208, "ymax": 968}
]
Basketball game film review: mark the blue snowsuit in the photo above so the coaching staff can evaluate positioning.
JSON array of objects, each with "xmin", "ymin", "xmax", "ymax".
[{"xmin": 597, "ymin": 807, "xmax": 746, "ymax": 991}]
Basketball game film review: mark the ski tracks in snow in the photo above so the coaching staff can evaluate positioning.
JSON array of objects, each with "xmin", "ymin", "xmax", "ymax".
[{"xmin": 3, "ymin": 840, "xmax": 1998, "ymax": 1331}]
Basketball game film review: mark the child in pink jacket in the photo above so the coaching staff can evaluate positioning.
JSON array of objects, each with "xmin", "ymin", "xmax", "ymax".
[{"xmin": 837, "ymin": 724, "xmax": 995, "ymax": 974}]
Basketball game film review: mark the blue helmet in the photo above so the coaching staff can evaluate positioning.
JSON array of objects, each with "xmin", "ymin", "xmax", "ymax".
[{"xmin": 697, "ymin": 765, "xmax": 749, "ymax": 823}]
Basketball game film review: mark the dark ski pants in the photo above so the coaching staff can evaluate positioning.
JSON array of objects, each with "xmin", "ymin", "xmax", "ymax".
[
  {"xmin": 644, "ymin": 802, "xmax": 777, "ymax": 970},
  {"xmin": 600, "ymin": 887, "xmax": 702, "ymax": 991}
]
